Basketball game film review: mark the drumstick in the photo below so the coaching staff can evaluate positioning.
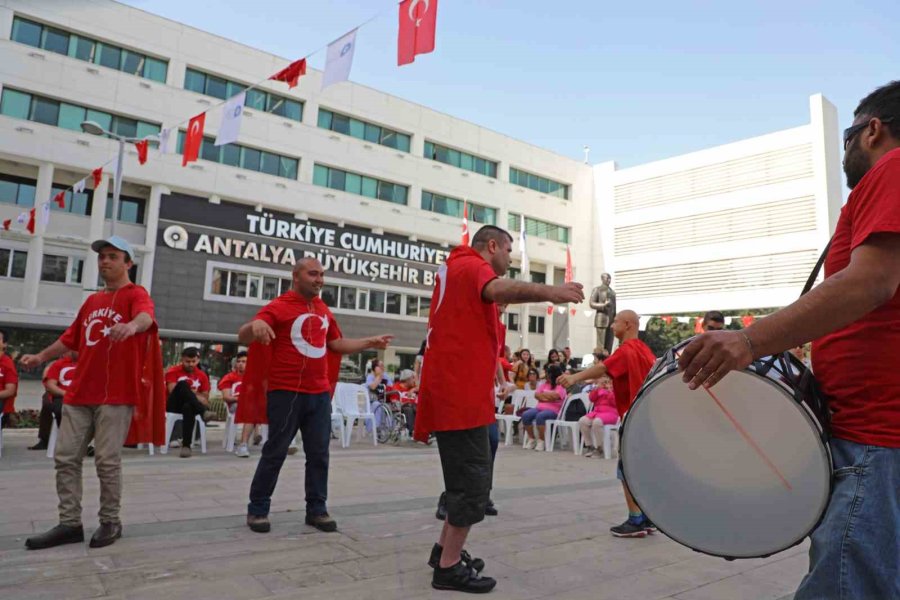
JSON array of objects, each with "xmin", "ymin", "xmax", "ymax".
[{"xmin": 702, "ymin": 385, "xmax": 793, "ymax": 491}]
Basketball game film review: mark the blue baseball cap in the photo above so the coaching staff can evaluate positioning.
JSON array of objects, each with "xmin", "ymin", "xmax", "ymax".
[{"xmin": 91, "ymin": 235, "xmax": 134, "ymax": 260}]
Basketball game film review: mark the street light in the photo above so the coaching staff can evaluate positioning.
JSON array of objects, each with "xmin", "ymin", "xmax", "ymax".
[{"xmin": 80, "ymin": 120, "xmax": 151, "ymax": 236}]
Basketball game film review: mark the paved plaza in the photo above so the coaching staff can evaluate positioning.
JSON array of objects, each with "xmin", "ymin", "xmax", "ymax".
[{"xmin": 0, "ymin": 426, "xmax": 805, "ymax": 600}]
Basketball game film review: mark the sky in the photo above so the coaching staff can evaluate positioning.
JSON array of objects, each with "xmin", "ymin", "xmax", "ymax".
[{"xmin": 120, "ymin": 0, "xmax": 898, "ymax": 168}]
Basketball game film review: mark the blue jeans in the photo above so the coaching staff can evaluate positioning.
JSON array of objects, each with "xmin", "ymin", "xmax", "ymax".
[
  {"xmin": 794, "ymin": 437, "xmax": 900, "ymax": 600},
  {"xmin": 488, "ymin": 422, "xmax": 499, "ymax": 463},
  {"xmin": 520, "ymin": 408, "xmax": 557, "ymax": 426},
  {"xmin": 248, "ymin": 390, "xmax": 331, "ymax": 517}
]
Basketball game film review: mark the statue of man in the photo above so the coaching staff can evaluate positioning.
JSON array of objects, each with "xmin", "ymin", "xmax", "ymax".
[{"xmin": 590, "ymin": 273, "xmax": 617, "ymax": 353}]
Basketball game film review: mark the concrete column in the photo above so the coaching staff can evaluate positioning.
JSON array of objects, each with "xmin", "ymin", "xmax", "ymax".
[
  {"xmin": 167, "ymin": 60, "xmax": 186, "ymax": 89},
  {"xmin": 809, "ymin": 94, "xmax": 843, "ymax": 244},
  {"xmin": 410, "ymin": 132, "xmax": 425, "ymax": 158},
  {"xmin": 82, "ymin": 174, "xmax": 110, "ymax": 294},
  {"xmin": 544, "ymin": 265, "xmax": 556, "ymax": 355},
  {"xmin": 0, "ymin": 7, "xmax": 13, "ymax": 41},
  {"xmin": 139, "ymin": 184, "xmax": 168, "ymax": 290},
  {"xmin": 22, "ymin": 162, "xmax": 54, "ymax": 309}
]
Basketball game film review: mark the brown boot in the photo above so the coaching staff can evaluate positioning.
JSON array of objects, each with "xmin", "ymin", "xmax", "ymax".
[{"xmin": 246, "ymin": 514, "xmax": 270, "ymax": 533}]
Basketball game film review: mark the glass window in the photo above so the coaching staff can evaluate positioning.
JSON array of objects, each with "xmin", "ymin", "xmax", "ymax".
[
  {"xmin": 283, "ymin": 99, "xmax": 302, "ymax": 122},
  {"xmin": 361, "ymin": 177, "xmax": 377, "ymax": 198},
  {"xmin": 266, "ymin": 95, "xmax": 285, "ymax": 117},
  {"xmin": 424, "ymin": 141, "xmax": 434, "ymax": 159},
  {"xmin": 395, "ymin": 133, "xmax": 411, "ymax": 153},
  {"xmin": 113, "ymin": 116, "xmax": 138, "ymax": 138},
  {"xmin": 530, "ymin": 272, "xmax": 546, "ymax": 284},
  {"xmin": 317, "ymin": 109, "xmax": 333, "ymax": 129},
  {"xmin": 328, "ymin": 169, "xmax": 346, "ymax": 191},
  {"xmin": 349, "ymin": 118, "xmax": 365, "ymax": 139},
  {"xmin": 135, "ymin": 121, "xmax": 160, "ymax": 141},
  {"xmin": 70, "ymin": 258, "xmax": 84, "ymax": 284},
  {"xmin": 200, "ymin": 138, "xmax": 220, "ymax": 162},
  {"xmin": 225, "ymin": 81, "xmax": 242, "ymax": 99},
  {"xmin": 240, "ymin": 147, "xmax": 260, "ymax": 171},
  {"xmin": 11, "ymin": 250, "xmax": 28, "ymax": 278},
  {"xmin": 369, "ymin": 290, "xmax": 386, "ymax": 313},
  {"xmin": 0, "ymin": 89, "xmax": 32, "ymax": 120},
  {"xmin": 143, "ymin": 57, "xmax": 167, "ymax": 82},
  {"xmin": 279, "ymin": 157, "xmax": 298, "ymax": 180},
  {"xmin": 0, "ymin": 180, "xmax": 18, "ymax": 205},
  {"xmin": 86, "ymin": 109, "xmax": 112, "ymax": 133},
  {"xmin": 0, "ymin": 249, "xmax": 9, "ymax": 276},
  {"xmin": 119, "ymin": 199, "xmax": 139, "ymax": 224},
  {"xmin": 41, "ymin": 255, "xmax": 68, "ymax": 283},
  {"xmin": 460, "ymin": 153, "xmax": 474, "ymax": 171},
  {"xmin": 279, "ymin": 278, "xmax": 292, "ymax": 294},
  {"xmin": 30, "ymin": 96, "xmax": 59, "ymax": 126},
  {"xmin": 419, "ymin": 296, "xmax": 430, "ymax": 317},
  {"xmin": 205, "ymin": 75, "xmax": 228, "ymax": 100},
  {"xmin": 228, "ymin": 272, "xmax": 247, "ymax": 297},
  {"xmin": 262, "ymin": 276, "xmax": 280, "ymax": 300},
  {"xmin": 339, "ymin": 286, "xmax": 356, "ymax": 310},
  {"xmin": 321, "ymin": 284, "xmax": 338, "ymax": 307},
  {"xmin": 357, "ymin": 289, "xmax": 369, "ymax": 311},
  {"xmin": 260, "ymin": 152, "xmax": 280, "ymax": 176},
  {"xmin": 393, "ymin": 185, "xmax": 408, "ymax": 205},
  {"xmin": 210, "ymin": 269, "xmax": 225, "ymax": 295},
  {"xmin": 344, "ymin": 172, "xmax": 362, "ymax": 195},
  {"xmin": 376, "ymin": 182, "xmax": 394, "ymax": 203},
  {"xmin": 71, "ymin": 36, "xmax": 95, "ymax": 62},
  {"xmin": 364, "ymin": 123, "xmax": 380, "ymax": 143},
  {"xmin": 184, "ymin": 69, "xmax": 206, "ymax": 94},
  {"xmin": 69, "ymin": 190, "xmax": 90, "ymax": 216},
  {"xmin": 17, "ymin": 182, "xmax": 36, "ymax": 208},
  {"xmin": 313, "ymin": 165, "xmax": 329, "ymax": 187},
  {"xmin": 120, "ymin": 49, "xmax": 143, "ymax": 75},
  {"xmin": 386, "ymin": 292, "xmax": 401, "ymax": 315},
  {"xmin": 247, "ymin": 274, "xmax": 261, "ymax": 299},
  {"xmin": 405, "ymin": 296, "xmax": 419, "ymax": 317},
  {"xmin": 331, "ymin": 113, "xmax": 350, "ymax": 135},
  {"xmin": 41, "ymin": 27, "xmax": 69, "ymax": 55},
  {"xmin": 221, "ymin": 144, "xmax": 241, "ymax": 167},
  {"xmin": 97, "ymin": 43, "xmax": 121, "ymax": 70},
  {"xmin": 11, "ymin": 18, "xmax": 42, "ymax": 47},
  {"xmin": 58, "ymin": 103, "xmax": 86, "ymax": 131},
  {"xmin": 246, "ymin": 89, "xmax": 266, "ymax": 111}
]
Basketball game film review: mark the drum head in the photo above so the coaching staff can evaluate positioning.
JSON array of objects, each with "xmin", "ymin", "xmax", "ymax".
[{"xmin": 622, "ymin": 369, "xmax": 831, "ymax": 559}]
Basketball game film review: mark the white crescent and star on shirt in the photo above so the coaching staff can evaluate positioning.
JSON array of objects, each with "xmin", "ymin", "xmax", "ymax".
[
  {"xmin": 59, "ymin": 366, "xmax": 75, "ymax": 387},
  {"xmin": 291, "ymin": 313, "xmax": 329, "ymax": 359},
  {"xmin": 85, "ymin": 319, "xmax": 112, "ymax": 347},
  {"xmin": 177, "ymin": 375, "xmax": 202, "ymax": 391}
]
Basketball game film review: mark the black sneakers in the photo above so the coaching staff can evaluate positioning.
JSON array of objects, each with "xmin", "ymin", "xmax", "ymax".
[
  {"xmin": 305, "ymin": 512, "xmax": 337, "ymax": 532},
  {"xmin": 25, "ymin": 524, "xmax": 85, "ymax": 550},
  {"xmin": 428, "ymin": 543, "xmax": 485, "ymax": 573},
  {"xmin": 484, "ymin": 499, "xmax": 498, "ymax": 516},
  {"xmin": 643, "ymin": 518, "xmax": 658, "ymax": 534},
  {"xmin": 432, "ymin": 560, "xmax": 496, "ymax": 594},
  {"xmin": 610, "ymin": 519, "xmax": 649, "ymax": 538}
]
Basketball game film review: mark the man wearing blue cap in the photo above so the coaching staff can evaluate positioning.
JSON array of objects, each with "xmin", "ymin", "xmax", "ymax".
[{"xmin": 20, "ymin": 236, "xmax": 165, "ymax": 550}]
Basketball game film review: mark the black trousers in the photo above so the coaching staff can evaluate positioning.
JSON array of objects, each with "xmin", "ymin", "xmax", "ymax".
[
  {"xmin": 37, "ymin": 393, "xmax": 63, "ymax": 443},
  {"xmin": 166, "ymin": 380, "xmax": 206, "ymax": 446}
]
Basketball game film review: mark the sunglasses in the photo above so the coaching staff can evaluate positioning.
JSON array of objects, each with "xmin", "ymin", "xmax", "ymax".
[{"xmin": 843, "ymin": 117, "xmax": 894, "ymax": 150}]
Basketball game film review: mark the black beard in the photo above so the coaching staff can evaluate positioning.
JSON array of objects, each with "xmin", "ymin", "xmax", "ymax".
[{"xmin": 843, "ymin": 145, "xmax": 870, "ymax": 190}]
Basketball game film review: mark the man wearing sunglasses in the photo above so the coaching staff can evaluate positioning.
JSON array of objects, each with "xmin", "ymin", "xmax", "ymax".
[{"xmin": 679, "ymin": 81, "xmax": 900, "ymax": 598}]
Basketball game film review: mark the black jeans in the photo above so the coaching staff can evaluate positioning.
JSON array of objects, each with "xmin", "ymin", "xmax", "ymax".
[
  {"xmin": 248, "ymin": 390, "xmax": 331, "ymax": 517},
  {"xmin": 166, "ymin": 380, "xmax": 206, "ymax": 447},
  {"xmin": 37, "ymin": 394, "xmax": 63, "ymax": 443}
]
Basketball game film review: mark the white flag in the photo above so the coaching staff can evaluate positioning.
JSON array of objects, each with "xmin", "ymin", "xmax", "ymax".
[
  {"xmin": 158, "ymin": 127, "xmax": 173, "ymax": 154},
  {"xmin": 518, "ymin": 216, "xmax": 529, "ymax": 279},
  {"xmin": 16, "ymin": 211, "xmax": 28, "ymax": 225},
  {"xmin": 40, "ymin": 202, "xmax": 50, "ymax": 227},
  {"xmin": 72, "ymin": 178, "xmax": 86, "ymax": 194},
  {"xmin": 215, "ymin": 92, "xmax": 245, "ymax": 147},
  {"xmin": 322, "ymin": 29, "xmax": 357, "ymax": 90}
]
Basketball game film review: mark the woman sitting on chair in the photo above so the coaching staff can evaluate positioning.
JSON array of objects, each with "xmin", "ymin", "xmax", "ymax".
[
  {"xmin": 520, "ymin": 364, "xmax": 567, "ymax": 451},
  {"xmin": 579, "ymin": 376, "xmax": 618, "ymax": 457}
]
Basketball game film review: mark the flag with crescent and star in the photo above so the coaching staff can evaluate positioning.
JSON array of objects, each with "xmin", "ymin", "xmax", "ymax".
[
  {"xmin": 398, "ymin": 0, "xmax": 438, "ymax": 66},
  {"xmin": 461, "ymin": 201, "xmax": 469, "ymax": 246},
  {"xmin": 183, "ymin": 112, "xmax": 206, "ymax": 167}
]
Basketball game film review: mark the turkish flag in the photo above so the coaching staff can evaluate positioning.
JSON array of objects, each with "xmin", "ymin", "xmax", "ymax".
[
  {"xmin": 182, "ymin": 112, "xmax": 206, "ymax": 167},
  {"xmin": 741, "ymin": 315, "xmax": 755, "ymax": 328},
  {"xmin": 398, "ymin": 0, "xmax": 438, "ymax": 66},
  {"xmin": 1, "ymin": 219, "xmax": 10, "ymax": 231},
  {"xmin": 662, "ymin": 315, "xmax": 673, "ymax": 325},
  {"xmin": 565, "ymin": 246, "xmax": 574, "ymax": 283},
  {"xmin": 269, "ymin": 58, "xmax": 307, "ymax": 89},
  {"xmin": 26, "ymin": 208, "xmax": 35, "ymax": 234},
  {"xmin": 134, "ymin": 140, "xmax": 149, "ymax": 165},
  {"xmin": 92, "ymin": 167, "xmax": 103, "ymax": 188},
  {"xmin": 53, "ymin": 191, "xmax": 66, "ymax": 209},
  {"xmin": 546, "ymin": 305, "xmax": 553, "ymax": 316},
  {"xmin": 694, "ymin": 317, "xmax": 704, "ymax": 334},
  {"xmin": 461, "ymin": 201, "xmax": 469, "ymax": 246}
]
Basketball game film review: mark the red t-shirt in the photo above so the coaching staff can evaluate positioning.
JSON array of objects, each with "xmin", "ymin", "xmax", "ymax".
[
  {"xmin": 0, "ymin": 354, "xmax": 18, "ymax": 414},
  {"xmin": 603, "ymin": 338, "xmax": 656, "ymax": 417},
  {"xmin": 165, "ymin": 364, "xmax": 211, "ymax": 394},
  {"xmin": 255, "ymin": 291, "xmax": 341, "ymax": 394},
  {"xmin": 218, "ymin": 371, "xmax": 243, "ymax": 402},
  {"xmin": 416, "ymin": 246, "xmax": 498, "ymax": 437},
  {"xmin": 59, "ymin": 283, "xmax": 156, "ymax": 406},
  {"xmin": 44, "ymin": 356, "xmax": 78, "ymax": 396},
  {"xmin": 812, "ymin": 148, "xmax": 900, "ymax": 447}
]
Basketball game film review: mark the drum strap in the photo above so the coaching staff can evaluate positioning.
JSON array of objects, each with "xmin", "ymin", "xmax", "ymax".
[{"xmin": 800, "ymin": 238, "xmax": 833, "ymax": 297}]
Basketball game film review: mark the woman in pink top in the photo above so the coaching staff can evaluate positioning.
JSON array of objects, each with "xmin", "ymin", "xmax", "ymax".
[
  {"xmin": 580, "ymin": 376, "xmax": 618, "ymax": 457},
  {"xmin": 520, "ymin": 364, "xmax": 567, "ymax": 451}
]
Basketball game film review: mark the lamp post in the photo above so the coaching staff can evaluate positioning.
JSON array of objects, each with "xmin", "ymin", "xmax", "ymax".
[{"xmin": 80, "ymin": 120, "xmax": 150, "ymax": 236}]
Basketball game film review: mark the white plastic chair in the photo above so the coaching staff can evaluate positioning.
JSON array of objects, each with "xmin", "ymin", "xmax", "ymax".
[
  {"xmin": 546, "ymin": 393, "xmax": 591, "ymax": 454},
  {"xmin": 331, "ymin": 397, "xmax": 347, "ymax": 448},
  {"xmin": 222, "ymin": 409, "xmax": 238, "ymax": 452},
  {"xmin": 497, "ymin": 389, "xmax": 535, "ymax": 446},
  {"xmin": 160, "ymin": 412, "xmax": 207, "ymax": 454},
  {"xmin": 333, "ymin": 383, "xmax": 376, "ymax": 447},
  {"xmin": 576, "ymin": 417, "xmax": 621, "ymax": 459}
]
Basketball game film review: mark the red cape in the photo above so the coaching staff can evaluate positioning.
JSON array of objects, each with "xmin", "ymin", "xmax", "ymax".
[
  {"xmin": 124, "ymin": 330, "xmax": 166, "ymax": 446},
  {"xmin": 237, "ymin": 298, "xmax": 343, "ymax": 425}
]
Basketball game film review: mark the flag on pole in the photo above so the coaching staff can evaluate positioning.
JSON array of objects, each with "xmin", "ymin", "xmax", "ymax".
[
  {"xmin": 460, "ymin": 201, "xmax": 469, "ymax": 246},
  {"xmin": 92, "ymin": 167, "xmax": 103, "ymax": 188},
  {"xmin": 159, "ymin": 128, "xmax": 173, "ymax": 154},
  {"xmin": 215, "ymin": 92, "xmax": 246, "ymax": 147},
  {"xmin": 53, "ymin": 191, "xmax": 66, "ymax": 209},
  {"xmin": 1, "ymin": 219, "xmax": 10, "ymax": 231},
  {"xmin": 16, "ymin": 212, "xmax": 28, "ymax": 226},
  {"xmin": 134, "ymin": 139, "xmax": 149, "ymax": 165},
  {"xmin": 183, "ymin": 112, "xmax": 206, "ymax": 167},
  {"xmin": 565, "ymin": 246, "xmax": 574, "ymax": 283},
  {"xmin": 26, "ymin": 208, "xmax": 35, "ymax": 234},
  {"xmin": 694, "ymin": 317, "xmax": 704, "ymax": 334},
  {"xmin": 269, "ymin": 58, "xmax": 307, "ymax": 89},
  {"xmin": 518, "ymin": 216, "xmax": 529, "ymax": 279},
  {"xmin": 322, "ymin": 29, "xmax": 357, "ymax": 90},
  {"xmin": 398, "ymin": 0, "xmax": 439, "ymax": 66},
  {"xmin": 73, "ymin": 178, "xmax": 86, "ymax": 194},
  {"xmin": 40, "ymin": 202, "xmax": 50, "ymax": 227}
]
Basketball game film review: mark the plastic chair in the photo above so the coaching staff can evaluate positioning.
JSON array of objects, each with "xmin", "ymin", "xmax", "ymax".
[
  {"xmin": 222, "ymin": 409, "xmax": 238, "ymax": 452},
  {"xmin": 497, "ymin": 389, "xmax": 535, "ymax": 446},
  {"xmin": 576, "ymin": 417, "xmax": 621, "ymax": 459},
  {"xmin": 331, "ymin": 397, "xmax": 347, "ymax": 448},
  {"xmin": 546, "ymin": 393, "xmax": 590, "ymax": 454},
  {"xmin": 333, "ymin": 383, "xmax": 376, "ymax": 447},
  {"xmin": 160, "ymin": 413, "xmax": 207, "ymax": 454}
]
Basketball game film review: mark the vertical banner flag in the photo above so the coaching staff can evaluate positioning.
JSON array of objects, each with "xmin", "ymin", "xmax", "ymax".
[
  {"xmin": 565, "ymin": 246, "xmax": 574, "ymax": 283},
  {"xmin": 92, "ymin": 167, "xmax": 103, "ymax": 188},
  {"xmin": 398, "ymin": 0, "xmax": 439, "ymax": 66},
  {"xmin": 53, "ymin": 191, "xmax": 66, "ymax": 208},
  {"xmin": 40, "ymin": 202, "xmax": 50, "ymax": 227},
  {"xmin": 26, "ymin": 208, "xmax": 36, "ymax": 234},
  {"xmin": 1, "ymin": 219, "xmax": 10, "ymax": 231},
  {"xmin": 134, "ymin": 140, "xmax": 149, "ymax": 165},
  {"xmin": 158, "ymin": 128, "xmax": 173, "ymax": 154},
  {"xmin": 461, "ymin": 201, "xmax": 469, "ymax": 246},
  {"xmin": 322, "ymin": 29, "xmax": 357, "ymax": 90},
  {"xmin": 72, "ymin": 178, "xmax": 86, "ymax": 194},
  {"xmin": 269, "ymin": 59, "xmax": 307, "ymax": 89},
  {"xmin": 518, "ymin": 215, "xmax": 529, "ymax": 278},
  {"xmin": 183, "ymin": 112, "xmax": 206, "ymax": 167},
  {"xmin": 215, "ymin": 91, "xmax": 246, "ymax": 147}
]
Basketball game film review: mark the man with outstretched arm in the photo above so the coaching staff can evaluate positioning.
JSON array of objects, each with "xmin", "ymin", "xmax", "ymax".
[
  {"xmin": 678, "ymin": 80, "xmax": 900, "ymax": 599},
  {"xmin": 238, "ymin": 257, "xmax": 392, "ymax": 534},
  {"xmin": 415, "ymin": 225, "xmax": 584, "ymax": 593}
]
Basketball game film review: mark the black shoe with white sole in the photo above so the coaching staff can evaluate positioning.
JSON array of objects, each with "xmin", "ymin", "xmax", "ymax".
[{"xmin": 432, "ymin": 560, "xmax": 496, "ymax": 594}]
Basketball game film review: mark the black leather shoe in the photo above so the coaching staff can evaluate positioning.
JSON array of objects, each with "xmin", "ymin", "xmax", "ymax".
[
  {"xmin": 247, "ymin": 514, "xmax": 271, "ymax": 533},
  {"xmin": 435, "ymin": 492, "xmax": 447, "ymax": 521},
  {"xmin": 305, "ymin": 512, "xmax": 337, "ymax": 532},
  {"xmin": 28, "ymin": 441, "xmax": 48, "ymax": 450},
  {"xmin": 432, "ymin": 560, "xmax": 496, "ymax": 594},
  {"xmin": 25, "ymin": 524, "xmax": 84, "ymax": 550},
  {"xmin": 428, "ymin": 543, "xmax": 485, "ymax": 573},
  {"xmin": 484, "ymin": 499, "xmax": 498, "ymax": 516},
  {"xmin": 89, "ymin": 522, "xmax": 122, "ymax": 548}
]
